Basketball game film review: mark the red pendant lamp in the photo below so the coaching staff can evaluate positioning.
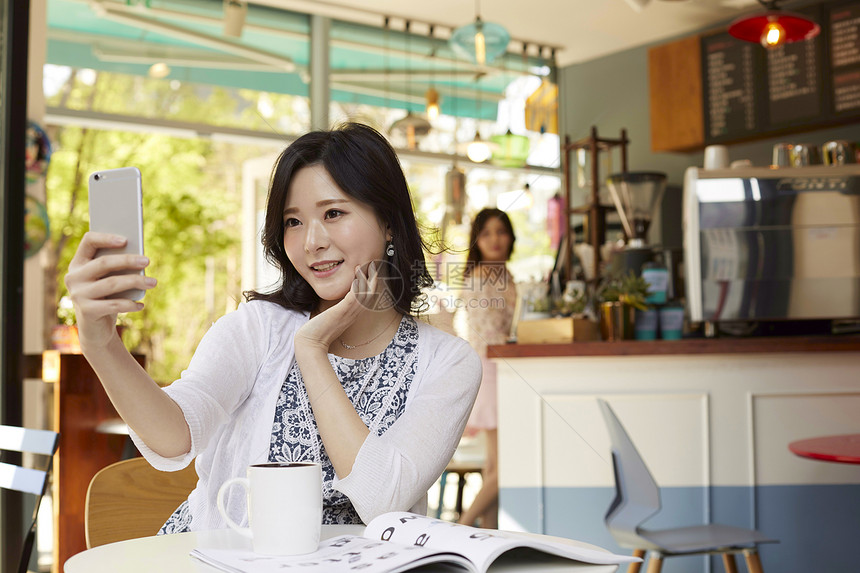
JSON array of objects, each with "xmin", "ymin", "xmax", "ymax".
[{"xmin": 728, "ymin": 0, "xmax": 819, "ymax": 48}]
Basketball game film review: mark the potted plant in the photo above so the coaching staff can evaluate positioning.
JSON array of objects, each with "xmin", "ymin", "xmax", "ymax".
[
  {"xmin": 554, "ymin": 281, "xmax": 588, "ymax": 317},
  {"xmin": 557, "ymin": 282, "xmax": 601, "ymax": 342},
  {"xmin": 597, "ymin": 271, "xmax": 649, "ymax": 341}
]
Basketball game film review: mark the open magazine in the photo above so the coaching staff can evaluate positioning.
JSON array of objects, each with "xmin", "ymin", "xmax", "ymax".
[{"xmin": 190, "ymin": 511, "xmax": 639, "ymax": 573}]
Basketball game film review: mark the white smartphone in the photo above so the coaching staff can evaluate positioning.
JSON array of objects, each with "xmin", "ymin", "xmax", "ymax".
[{"xmin": 88, "ymin": 167, "xmax": 146, "ymax": 301}]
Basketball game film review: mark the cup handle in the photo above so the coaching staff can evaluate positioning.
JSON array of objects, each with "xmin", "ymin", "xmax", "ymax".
[{"xmin": 216, "ymin": 477, "xmax": 253, "ymax": 539}]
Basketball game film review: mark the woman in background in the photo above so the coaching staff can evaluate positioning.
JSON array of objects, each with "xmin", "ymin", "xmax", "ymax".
[{"xmin": 456, "ymin": 208, "xmax": 517, "ymax": 528}]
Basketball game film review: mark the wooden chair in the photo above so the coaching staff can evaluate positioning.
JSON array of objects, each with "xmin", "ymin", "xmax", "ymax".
[
  {"xmin": 435, "ymin": 433, "xmax": 485, "ymax": 520},
  {"xmin": 597, "ymin": 399, "xmax": 776, "ymax": 573},
  {"xmin": 0, "ymin": 424, "xmax": 59, "ymax": 573},
  {"xmin": 435, "ymin": 459, "xmax": 484, "ymax": 519},
  {"xmin": 84, "ymin": 457, "xmax": 198, "ymax": 548}
]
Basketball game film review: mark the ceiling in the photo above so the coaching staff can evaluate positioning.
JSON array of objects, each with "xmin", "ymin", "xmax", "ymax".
[
  {"xmin": 46, "ymin": 0, "xmax": 536, "ymax": 120},
  {"xmin": 255, "ymin": 0, "xmax": 764, "ymax": 67},
  {"xmin": 44, "ymin": 0, "xmax": 774, "ymax": 124}
]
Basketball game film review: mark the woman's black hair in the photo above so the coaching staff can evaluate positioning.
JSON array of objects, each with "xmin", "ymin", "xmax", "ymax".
[
  {"xmin": 244, "ymin": 122, "xmax": 434, "ymax": 315},
  {"xmin": 465, "ymin": 208, "xmax": 516, "ymax": 276}
]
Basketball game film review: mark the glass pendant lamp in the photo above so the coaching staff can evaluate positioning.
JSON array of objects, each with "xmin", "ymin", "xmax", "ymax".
[{"xmin": 450, "ymin": 0, "xmax": 510, "ymax": 65}]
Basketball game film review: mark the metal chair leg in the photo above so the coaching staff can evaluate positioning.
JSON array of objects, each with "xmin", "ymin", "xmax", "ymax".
[
  {"xmin": 455, "ymin": 472, "xmax": 468, "ymax": 516},
  {"xmin": 17, "ymin": 524, "xmax": 37, "ymax": 573},
  {"xmin": 435, "ymin": 471, "xmax": 449, "ymax": 518}
]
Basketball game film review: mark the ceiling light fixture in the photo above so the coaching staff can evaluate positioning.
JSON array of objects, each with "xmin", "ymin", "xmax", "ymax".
[
  {"xmin": 450, "ymin": 0, "xmax": 510, "ymax": 65},
  {"xmin": 389, "ymin": 21, "xmax": 431, "ymax": 150},
  {"xmin": 148, "ymin": 62, "xmax": 171, "ymax": 78},
  {"xmin": 464, "ymin": 74, "xmax": 495, "ymax": 163},
  {"xmin": 728, "ymin": 0, "xmax": 819, "ymax": 49},
  {"xmin": 425, "ymin": 26, "xmax": 441, "ymax": 122},
  {"xmin": 623, "ymin": 0, "xmax": 688, "ymax": 13},
  {"xmin": 98, "ymin": 2, "xmax": 295, "ymax": 72},
  {"xmin": 467, "ymin": 131, "xmax": 492, "ymax": 163},
  {"xmin": 425, "ymin": 87, "xmax": 440, "ymax": 121},
  {"xmin": 391, "ymin": 112, "xmax": 432, "ymax": 150},
  {"xmin": 223, "ymin": 0, "xmax": 247, "ymax": 38},
  {"xmin": 624, "ymin": 0, "xmax": 650, "ymax": 12},
  {"xmin": 489, "ymin": 47, "xmax": 529, "ymax": 167},
  {"xmin": 490, "ymin": 129, "xmax": 529, "ymax": 167}
]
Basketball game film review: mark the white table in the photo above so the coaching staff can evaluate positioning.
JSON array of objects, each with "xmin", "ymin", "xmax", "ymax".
[{"xmin": 65, "ymin": 525, "xmax": 620, "ymax": 572}]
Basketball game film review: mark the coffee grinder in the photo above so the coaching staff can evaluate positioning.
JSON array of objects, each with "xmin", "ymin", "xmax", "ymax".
[{"xmin": 605, "ymin": 171, "xmax": 667, "ymax": 275}]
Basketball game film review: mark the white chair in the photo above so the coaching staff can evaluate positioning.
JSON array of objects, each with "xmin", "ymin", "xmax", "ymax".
[
  {"xmin": 0, "ymin": 424, "xmax": 59, "ymax": 573},
  {"xmin": 597, "ymin": 399, "xmax": 776, "ymax": 573}
]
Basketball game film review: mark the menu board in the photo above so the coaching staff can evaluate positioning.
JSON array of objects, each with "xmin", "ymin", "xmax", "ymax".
[
  {"xmin": 766, "ymin": 38, "xmax": 822, "ymax": 125},
  {"xmin": 702, "ymin": 33, "xmax": 759, "ymax": 141},
  {"xmin": 830, "ymin": 2, "xmax": 860, "ymax": 113},
  {"xmin": 700, "ymin": 0, "xmax": 860, "ymax": 146}
]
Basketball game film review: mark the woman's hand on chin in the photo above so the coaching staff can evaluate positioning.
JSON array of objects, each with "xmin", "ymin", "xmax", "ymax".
[{"xmin": 295, "ymin": 260, "xmax": 382, "ymax": 354}]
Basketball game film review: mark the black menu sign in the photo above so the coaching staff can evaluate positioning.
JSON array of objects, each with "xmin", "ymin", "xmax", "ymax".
[
  {"xmin": 830, "ymin": 2, "xmax": 860, "ymax": 114},
  {"xmin": 702, "ymin": 32, "xmax": 759, "ymax": 141},
  {"xmin": 766, "ymin": 38, "xmax": 822, "ymax": 125},
  {"xmin": 699, "ymin": 0, "xmax": 860, "ymax": 146}
]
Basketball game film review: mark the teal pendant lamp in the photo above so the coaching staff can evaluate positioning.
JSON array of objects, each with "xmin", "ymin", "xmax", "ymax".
[{"xmin": 450, "ymin": 0, "xmax": 510, "ymax": 65}]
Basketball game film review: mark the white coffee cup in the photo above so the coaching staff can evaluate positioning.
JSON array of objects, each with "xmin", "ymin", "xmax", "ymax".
[
  {"xmin": 703, "ymin": 145, "xmax": 729, "ymax": 169},
  {"xmin": 216, "ymin": 462, "xmax": 322, "ymax": 555}
]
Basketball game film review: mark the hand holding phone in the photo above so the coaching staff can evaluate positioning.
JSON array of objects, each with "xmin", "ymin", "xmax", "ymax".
[{"xmin": 88, "ymin": 167, "xmax": 146, "ymax": 301}]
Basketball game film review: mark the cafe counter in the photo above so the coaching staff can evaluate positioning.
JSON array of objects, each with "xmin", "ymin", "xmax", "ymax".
[
  {"xmin": 489, "ymin": 334, "xmax": 860, "ymax": 358},
  {"xmin": 489, "ymin": 335, "xmax": 860, "ymax": 572}
]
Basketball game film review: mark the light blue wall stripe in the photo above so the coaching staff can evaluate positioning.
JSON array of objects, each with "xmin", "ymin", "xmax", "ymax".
[{"xmin": 502, "ymin": 484, "xmax": 860, "ymax": 572}]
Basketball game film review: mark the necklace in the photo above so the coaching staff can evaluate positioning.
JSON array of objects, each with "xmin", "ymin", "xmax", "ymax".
[{"xmin": 339, "ymin": 313, "xmax": 400, "ymax": 350}]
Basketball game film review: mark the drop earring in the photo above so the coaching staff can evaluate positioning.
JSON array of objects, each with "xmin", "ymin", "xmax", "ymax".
[{"xmin": 386, "ymin": 240, "xmax": 395, "ymax": 257}]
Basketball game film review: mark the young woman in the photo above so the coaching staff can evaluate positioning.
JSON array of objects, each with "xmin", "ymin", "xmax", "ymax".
[
  {"xmin": 455, "ymin": 208, "xmax": 517, "ymax": 529},
  {"xmin": 64, "ymin": 122, "xmax": 481, "ymax": 530}
]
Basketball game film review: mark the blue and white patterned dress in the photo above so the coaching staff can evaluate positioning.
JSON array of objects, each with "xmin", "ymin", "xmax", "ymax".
[{"xmin": 159, "ymin": 315, "xmax": 418, "ymax": 533}]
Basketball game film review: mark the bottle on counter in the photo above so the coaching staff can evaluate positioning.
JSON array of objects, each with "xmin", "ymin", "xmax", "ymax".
[
  {"xmin": 641, "ymin": 261, "xmax": 669, "ymax": 305},
  {"xmin": 658, "ymin": 304, "xmax": 685, "ymax": 340},
  {"xmin": 634, "ymin": 308, "xmax": 659, "ymax": 340}
]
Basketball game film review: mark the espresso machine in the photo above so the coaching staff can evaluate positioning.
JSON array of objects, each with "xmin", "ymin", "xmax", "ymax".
[
  {"xmin": 605, "ymin": 171, "xmax": 667, "ymax": 275},
  {"xmin": 684, "ymin": 162, "xmax": 860, "ymax": 335}
]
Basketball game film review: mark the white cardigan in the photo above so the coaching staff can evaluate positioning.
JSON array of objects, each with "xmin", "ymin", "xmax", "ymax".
[{"xmin": 130, "ymin": 300, "xmax": 481, "ymax": 529}]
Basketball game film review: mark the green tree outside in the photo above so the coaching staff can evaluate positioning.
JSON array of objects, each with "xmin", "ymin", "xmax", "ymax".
[{"xmin": 46, "ymin": 69, "xmax": 294, "ymax": 383}]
